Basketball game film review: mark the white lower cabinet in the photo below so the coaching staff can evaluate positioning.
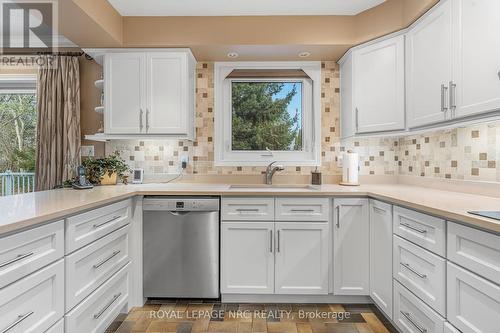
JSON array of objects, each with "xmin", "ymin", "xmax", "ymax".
[
  {"xmin": 0, "ymin": 259, "xmax": 64, "ymax": 333},
  {"xmin": 393, "ymin": 235, "xmax": 446, "ymax": 316},
  {"xmin": 65, "ymin": 225, "xmax": 130, "ymax": 311},
  {"xmin": 221, "ymin": 222, "xmax": 275, "ymax": 294},
  {"xmin": 333, "ymin": 198, "xmax": 369, "ymax": 295},
  {"xmin": 275, "ymin": 222, "xmax": 329, "ymax": 294},
  {"xmin": 45, "ymin": 319, "xmax": 64, "ymax": 333},
  {"xmin": 65, "ymin": 263, "xmax": 130, "ymax": 333},
  {"xmin": 369, "ymin": 200, "xmax": 393, "ymax": 319},
  {"xmin": 394, "ymin": 280, "xmax": 445, "ymax": 333},
  {"xmin": 447, "ymin": 262, "xmax": 500, "ymax": 333},
  {"xmin": 444, "ymin": 322, "xmax": 461, "ymax": 333}
]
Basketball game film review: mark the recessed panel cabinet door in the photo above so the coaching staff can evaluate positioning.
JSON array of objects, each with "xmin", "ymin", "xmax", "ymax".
[
  {"xmin": 406, "ymin": 0, "xmax": 453, "ymax": 128},
  {"xmin": 333, "ymin": 198, "xmax": 369, "ymax": 295},
  {"xmin": 353, "ymin": 35, "xmax": 405, "ymax": 133},
  {"xmin": 369, "ymin": 200, "xmax": 393, "ymax": 319},
  {"xmin": 221, "ymin": 222, "xmax": 274, "ymax": 294},
  {"xmin": 105, "ymin": 53, "xmax": 146, "ymax": 134},
  {"xmin": 275, "ymin": 222, "xmax": 329, "ymax": 295},
  {"xmin": 452, "ymin": 0, "xmax": 500, "ymax": 118},
  {"xmin": 146, "ymin": 52, "xmax": 187, "ymax": 134}
]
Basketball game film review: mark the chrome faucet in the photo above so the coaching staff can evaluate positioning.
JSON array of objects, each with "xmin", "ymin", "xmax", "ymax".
[{"xmin": 265, "ymin": 161, "xmax": 284, "ymax": 185}]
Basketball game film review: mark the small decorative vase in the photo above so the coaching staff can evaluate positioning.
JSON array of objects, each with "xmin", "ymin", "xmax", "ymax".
[{"xmin": 100, "ymin": 172, "xmax": 118, "ymax": 185}]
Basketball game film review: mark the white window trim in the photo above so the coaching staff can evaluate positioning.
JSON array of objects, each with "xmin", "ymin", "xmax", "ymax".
[
  {"xmin": 0, "ymin": 74, "xmax": 37, "ymax": 94},
  {"xmin": 214, "ymin": 61, "xmax": 321, "ymax": 166}
]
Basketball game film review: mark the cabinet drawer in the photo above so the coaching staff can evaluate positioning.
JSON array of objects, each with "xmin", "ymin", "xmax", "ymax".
[
  {"xmin": 448, "ymin": 221, "xmax": 500, "ymax": 285},
  {"xmin": 222, "ymin": 197, "xmax": 274, "ymax": 221},
  {"xmin": 66, "ymin": 199, "xmax": 131, "ymax": 254},
  {"xmin": 65, "ymin": 225, "xmax": 130, "ymax": 311},
  {"xmin": 393, "ymin": 235, "xmax": 446, "ymax": 316},
  {"xmin": 0, "ymin": 220, "xmax": 64, "ymax": 289},
  {"xmin": 45, "ymin": 319, "xmax": 64, "ymax": 333},
  {"xmin": 447, "ymin": 262, "xmax": 500, "ymax": 333},
  {"xmin": 65, "ymin": 263, "xmax": 129, "ymax": 333},
  {"xmin": 393, "ymin": 206, "xmax": 446, "ymax": 256},
  {"xmin": 275, "ymin": 197, "xmax": 329, "ymax": 221},
  {"xmin": 394, "ymin": 280, "xmax": 445, "ymax": 333},
  {"xmin": 0, "ymin": 259, "xmax": 64, "ymax": 333},
  {"xmin": 444, "ymin": 322, "xmax": 460, "ymax": 333}
]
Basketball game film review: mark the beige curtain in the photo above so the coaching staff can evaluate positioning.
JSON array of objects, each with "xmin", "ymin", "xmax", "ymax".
[{"xmin": 35, "ymin": 56, "xmax": 81, "ymax": 191}]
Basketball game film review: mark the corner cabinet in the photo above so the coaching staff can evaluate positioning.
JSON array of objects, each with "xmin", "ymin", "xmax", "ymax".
[
  {"xmin": 87, "ymin": 48, "xmax": 196, "ymax": 140},
  {"xmin": 340, "ymin": 34, "xmax": 405, "ymax": 138},
  {"xmin": 333, "ymin": 198, "xmax": 369, "ymax": 295}
]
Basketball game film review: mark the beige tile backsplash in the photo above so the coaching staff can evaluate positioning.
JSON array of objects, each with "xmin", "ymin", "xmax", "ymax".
[{"xmin": 106, "ymin": 61, "xmax": 500, "ymax": 182}]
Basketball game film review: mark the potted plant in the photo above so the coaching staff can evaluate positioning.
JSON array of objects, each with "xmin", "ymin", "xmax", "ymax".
[{"xmin": 82, "ymin": 152, "xmax": 131, "ymax": 185}]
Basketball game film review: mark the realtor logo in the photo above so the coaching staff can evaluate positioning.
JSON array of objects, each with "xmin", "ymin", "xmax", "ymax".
[{"xmin": 1, "ymin": 0, "xmax": 58, "ymax": 53}]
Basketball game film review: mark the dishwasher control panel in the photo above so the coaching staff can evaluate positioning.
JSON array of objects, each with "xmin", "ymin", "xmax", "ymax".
[{"xmin": 143, "ymin": 197, "xmax": 220, "ymax": 211}]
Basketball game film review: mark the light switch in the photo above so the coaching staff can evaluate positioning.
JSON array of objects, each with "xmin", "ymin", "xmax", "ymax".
[{"xmin": 81, "ymin": 145, "xmax": 95, "ymax": 157}]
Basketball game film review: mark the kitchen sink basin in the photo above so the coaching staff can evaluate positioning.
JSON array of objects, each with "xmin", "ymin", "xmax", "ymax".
[{"xmin": 229, "ymin": 184, "xmax": 319, "ymax": 190}]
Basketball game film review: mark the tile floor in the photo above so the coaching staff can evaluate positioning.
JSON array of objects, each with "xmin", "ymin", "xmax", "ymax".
[{"xmin": 105, "ymin": 300, "xmax": 397, "ymax": 333}]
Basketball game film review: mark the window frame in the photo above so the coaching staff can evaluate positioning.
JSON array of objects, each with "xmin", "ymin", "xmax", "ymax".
[
  {"xmin": 0, "ymin": 74, "xmax": 37, "ymax": 94},
  {"xmin": 214, "ymin": 61, "xmax": 321, "ymax": 166}
]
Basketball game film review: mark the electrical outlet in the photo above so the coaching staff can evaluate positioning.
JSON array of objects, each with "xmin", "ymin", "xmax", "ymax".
[
  {"xmin": 81, "ymin": 145, "xmax": 95, "ymax": 157},
  {"xmin": 180, "ymin": 155, "xmax": 189, "ymax": 169}
]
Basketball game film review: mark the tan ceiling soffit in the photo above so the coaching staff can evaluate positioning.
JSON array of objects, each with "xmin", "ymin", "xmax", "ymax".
[{"xmin": 61, "ymin": 0, "xmax": 438, "ymax": 60}]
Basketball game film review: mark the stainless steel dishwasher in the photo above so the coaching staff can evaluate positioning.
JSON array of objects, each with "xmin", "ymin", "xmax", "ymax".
[{"xmin": 143, "ymin": 197, "xmax": 220, "ymax": 298}]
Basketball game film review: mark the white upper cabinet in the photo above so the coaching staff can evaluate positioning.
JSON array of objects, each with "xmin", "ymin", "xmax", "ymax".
[
  {"xmin": 452, "ymin": 0, "xmax": 500, "ymax": 119},
  {"xmin": 353, "ymin": 35, "xmax": 405, "ymax": 133},
  {"xmin": 105, "ymin": 52, "xmax": 146, "ymax": 134},
  {"xmin": 333, "ymin": 198, "xmax": 370, "ymax": 295},
  {"xmin": 101, "ymin": 49, "xmax": 196, "ymax": 139},
  {"xmin": 340, "ymin": 34, "xmax": 405, "ymax": 138},
  {"xmin": 406, "ymin": 0, "xmax": 453, "ymax": 128}
]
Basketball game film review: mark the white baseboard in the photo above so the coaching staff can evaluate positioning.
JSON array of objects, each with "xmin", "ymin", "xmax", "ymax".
[{"xmin": 221, "ymin": 294, "xmax": 372, "ymax": 304}]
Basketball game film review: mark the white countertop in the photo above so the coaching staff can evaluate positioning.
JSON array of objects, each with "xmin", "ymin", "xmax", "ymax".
[{"xmin": 1, "ymin": 183, "xmax": 500, "ymax": 235}]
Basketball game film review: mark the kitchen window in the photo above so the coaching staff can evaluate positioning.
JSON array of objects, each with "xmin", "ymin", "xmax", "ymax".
[{"xmin": 215, "ymin": 62, "xmax": 321, "ymax": 166}]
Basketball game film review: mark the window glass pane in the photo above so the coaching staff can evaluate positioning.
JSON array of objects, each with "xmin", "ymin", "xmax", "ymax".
[
  {"xmin": 231, "ymin": 81, "xmax": 303, "ymax": 151},
  {"xmin": 0, "ymin": 93, "xmax": 37, "ymax": 172}
]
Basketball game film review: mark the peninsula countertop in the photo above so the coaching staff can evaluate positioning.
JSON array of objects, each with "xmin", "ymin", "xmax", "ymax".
[{"xmin": 1, "ymin": 182, "xmax": 500, "ymax": 236}]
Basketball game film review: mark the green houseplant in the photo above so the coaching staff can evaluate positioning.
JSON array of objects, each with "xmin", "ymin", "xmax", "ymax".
[{"xmin": 82, "ymin": 152, "xmax": 131, "ymax": 185}]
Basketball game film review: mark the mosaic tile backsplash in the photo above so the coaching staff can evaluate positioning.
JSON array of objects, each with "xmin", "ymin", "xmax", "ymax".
[{"xmin": 106, "ymin": 62, "xmax": 500, "ymax": 182}]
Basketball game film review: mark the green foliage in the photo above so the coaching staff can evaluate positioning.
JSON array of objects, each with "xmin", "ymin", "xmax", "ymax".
[
  {"xmin": 0, "ymin": 94, "xmax": 37, "ymax": 172},
  {"xmin": 231, "ymin": 82, "xmax": 301, "ymax": 151},
  {"xmin": 82, "ymin": 152, "xmax": 131, "ymax": 185}
]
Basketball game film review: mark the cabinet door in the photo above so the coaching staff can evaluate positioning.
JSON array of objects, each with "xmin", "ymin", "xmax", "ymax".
[
  {"xmin": 340, "ymin": 54, "xmax": 355, "ymax": 139},
  {"xmin": 146, "ymin": 52, "xmax": 188, "ymax": 134},
  {"xmin": 406, "ymin": 0, "xmax": 453, "ymax": 128},
  {"xmin": 333, "ymin": 198, "xmax": 369, "ymax": 295},
  {"xmin": 221, "ymin": 222, "xmax": 274, "ymax": 294},
  {"xmin": 447, "ymin": 262, "xmax": 500, "ymax": 333},
  {"xmin": 369, "ymin": 200, "xmax": 393, "ymax": 319},
  {"xmin": 353, "ymin": 35, "xmax": 405, "ymax": 133},
  {"xmin": 105, "ymin": 53, "xmax": 146, "ymax": 134},
  {"xmin": 453, "ymin": 0, "xmax": 500, "ymax": 118},
  {"xmin": 275, "ymin": 222, "xmax": 329, "ymax": 295}
]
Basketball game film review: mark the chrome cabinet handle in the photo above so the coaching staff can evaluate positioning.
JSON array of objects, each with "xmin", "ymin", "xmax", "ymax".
[
  {"xmin": 269, "ymin": 230, "xmax": 273, "ymax": 253},
  {"xmin": 93, "ymin": 293, "xmax": 122, "ymax": 319},
  {"xmin": 449, "ymin": 81, "xmax": 456, "ymax": 114},
  {"xmin": 236, "ymin": 208, "xmax": 259, "ymax": 213},
  {"xmin": 400, "ymin": 311, "xmax": 427, "ymax": 333},
  {"xmin": 93, "ymin": 216, "xmax": 122, "ymax": 229},
  {"xmin": 400, "ymin": 222, "xmax": 427, "ymax": 234},
  {"xmin": 139, "ymin": 108, "xmax": 144, "ymax": 131},
  {"xmin": 93, "ymin": 250, "xmax": 121, "ymax": 269},
  {"xmin": 146, "ymin": 108, "xmax": 150, "ymax": 132},
  {"xmin": 1, "ymin": 311, "xmax": 34, "ymax": 333},
  {"xmin": 276, "ymin": 230, "xmax": 281, "ymax": 253},
  {"xmin": 401, "ymin": 262, "xmax": 427, "ymax": 279},
  {"xmin": 0, "ymin": 252, "xmax": 34, "ymax": 269},
  {"xmin": 440, "ymin": 84, "xmax": 448, "ymax": 113},
  {"xmin": 290, "ymin": 209, "xmax": 315, "ymax": 212},
  {"xmin": 336, "ymin": 206, "xmax": 341, "ymax": 228}
]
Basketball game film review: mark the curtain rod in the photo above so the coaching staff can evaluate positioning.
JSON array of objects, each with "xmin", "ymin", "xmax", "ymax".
[{"xmin": 4, "ymin": 51, "xmax": 92, "ymax": 60}]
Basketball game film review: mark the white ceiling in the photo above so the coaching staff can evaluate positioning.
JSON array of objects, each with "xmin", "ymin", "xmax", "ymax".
[{"xmin": 108, "ymin": 0, "xmax": 386, "ymax": 16}]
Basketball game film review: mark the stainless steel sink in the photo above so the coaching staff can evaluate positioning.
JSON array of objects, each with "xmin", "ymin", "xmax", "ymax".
[{"xmin": 229, "ymin": 184, "xmax": 319, "ymax": 190}]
